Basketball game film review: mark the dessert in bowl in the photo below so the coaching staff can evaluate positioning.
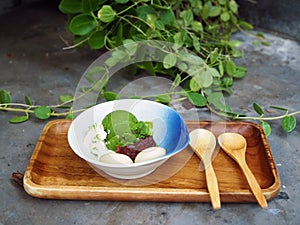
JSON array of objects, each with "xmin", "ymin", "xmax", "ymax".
[{"xmin": 67, "ymin": 99, "xmax": 189, "ymax": 179}]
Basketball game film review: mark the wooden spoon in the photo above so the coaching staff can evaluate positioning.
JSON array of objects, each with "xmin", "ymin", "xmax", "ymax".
[
  {"xmin": 218, "ymin": 132, "xmax": 268, "ymax": 209},
  {"xmin": 189, "ymin": 129, "xmax": 221, "ymax": 210}
]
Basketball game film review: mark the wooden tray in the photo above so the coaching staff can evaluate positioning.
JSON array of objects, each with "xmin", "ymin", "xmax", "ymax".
[{"xmin": 23, "ymin": 119, "xmax": 280, "ymax": 203}]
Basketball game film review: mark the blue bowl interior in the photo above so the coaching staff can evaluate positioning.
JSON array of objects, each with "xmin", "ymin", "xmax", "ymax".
[{"xmin": 150, "ymin": 106, "xmax": 189, "ymax": 155}]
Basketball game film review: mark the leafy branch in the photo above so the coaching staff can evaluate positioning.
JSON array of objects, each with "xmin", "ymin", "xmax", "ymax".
[
  {"xmin": 1, "ymin": 0, "xmax": 298, "ymax": 136},
  {"xmin": 1, "ymin": 85, "xmax": 299, "ymax": 136},
  {"xmin": 206, "ymin": 102, "xmax": 299, "ymax": 136},
  {"xmin": 0, "ymin": 90, "xmax": 76, "ymax": 122}
]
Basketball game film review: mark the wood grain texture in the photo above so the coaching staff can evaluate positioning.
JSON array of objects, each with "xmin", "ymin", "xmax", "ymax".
[
  {"xmin": 218, "ymin": 132, "xmax": 268, "ymax": 208},
  {"xmin": 23, "ymin": 119, "xmax": 280, "ymax": 202},
  {"xmin": 189, "ymin": 129, "xmax": 221, "ymax": 209}
]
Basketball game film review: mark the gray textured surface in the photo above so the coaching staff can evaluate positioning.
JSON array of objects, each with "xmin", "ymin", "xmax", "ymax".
[
  {"xmin": 0, "ymin": 0, "xmax": 41, "ymax": 15},
  {"xmin": 1, "ymin": 2, "xmax": 300, "ymax": 225},
  {"xmin": 237, "ymin": 0, "xmax": 300, "ymax": 41}
]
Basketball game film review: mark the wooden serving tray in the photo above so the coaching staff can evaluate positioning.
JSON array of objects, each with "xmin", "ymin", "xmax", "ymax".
[{"xmin": 23, "ymin": 119, "xmax": 280, "ymax": 203}]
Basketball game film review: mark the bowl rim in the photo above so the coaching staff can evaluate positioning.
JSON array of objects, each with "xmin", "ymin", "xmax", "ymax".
[{"xmin": 67, "ymin": 99, "xmax": 190, "ymax": 168}]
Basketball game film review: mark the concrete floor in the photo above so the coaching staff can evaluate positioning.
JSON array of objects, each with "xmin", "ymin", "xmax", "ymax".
[
  {"xmin": 236, "ymin": 0, "xmax": 300, "ymax": 41},
  {"xmin": 0, "ymin": 2, "xmax": 300, "ymax": 225}
]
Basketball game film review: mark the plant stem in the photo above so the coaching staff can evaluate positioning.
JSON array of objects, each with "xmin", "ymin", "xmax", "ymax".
[
  {"xmin": 0, "ymin": 106, "xmax": 34, "ymax": 114},
  {"xmin": 0, "ymin": 105, "xmax": 85, "ymax": 118},
  {"xmin": 117, "ymin": 0, "xmax": 144, "ymax": 16},
  {"xmin": 0, "ymin": 103, "xmax": 33, "ymax": 108},
  {"xmin": 206, "ymin": 103, "xmax": 300, "ymax": 122},
  {"xmin": 50, "ymin": 109, "xmax": 85, "ymax": 117},
  {"xmin": 62, "ymin": 37, "xmax": 90, "ymax": 50},
  {"xmin": 236, "ymin": 24, "xmax": 265, "ymax": 41},
  {"xmin": 234, "ymin": 111, "xmax": 300, "ymax": 121},
  {"xmin": 119, "ymin": 16, "xmax": 147, "ymax": 37}
]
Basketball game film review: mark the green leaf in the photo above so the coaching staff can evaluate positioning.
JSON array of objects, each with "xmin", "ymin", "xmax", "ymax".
[
  {"xmin": 57, "ymin": 105, "xmax": 72, "ymax": 109},
  {"xmin": 282, "ymin": 116, "xmax": 296, "ymax": 132},
  {"xmin": 209, "ymin": 6, "xmax": 221, "ymax": 17},
  {"xmin": 154, "ymin": 20, "xmax": 165, "ymax": 30},
  {"xmin": 91, "ymin": 75, "xmax": 109, "ymax": 92},
  {"xmin": 228, "ymin": 40, "xmax": 242, "ymax": 48},
  {"xmin": 115, "ymin": 23, "xmax": 123, "ymax": 46},
  {"xmin": 88, "ymin": 30, "xmax": 106, "ymax": 49},
  {"xmin": 200, "ymin": 4, "xmax": 209, "ymax": 19},
  {"xmin": 123, "ymin": 39, "xmax": 138, "ymax": 56},
  {"xmin": 136, "ymin": 5, "xmax": 156, "ymax": 21},
  {"xmin": 65, "ymin": 113, "xmax": 75, "ymax": 120},
  {"xmin": 84, "ymin": 66, "xmax": 107, "ymax": 83},
  {"xmin": 218, "ymin": 62, "xmax": 224, "ymax": 76},
  {"xmin": 225, "ymin": 111, "xmax": 246, "ymax": 118},
  {"xmin": 252, "ymin": 41, "xmax": 263, "ymax": 46},
  {"xmin": 229, "ymin": 0, "xmax": 238, "ymax": 13},
  {"xmin": 105, "ymin": 49, "xmax": 129, "ymax": 67},
  {"xmin": 191, "ymin": 69, "xmax": 214, "ymax": 88},
  {"xmin": 209, "ymin": 50, "xmax": 219, "ymax": 64},
  {"xmin": 163, "ymin": 54, "xmax": 177, "ymax": 69},
  {"xmin": 180, "ymin": 9, "xmax": 194, "ymax": 26},
  {"xmin": 261, "ymin": 41, "xmax": 271, "ymax": 46},
  {"xmin": 160, "ymin": 9, "xmax": 176, "ymax": 26},
  {"xmin": 224, "ymin": 105, "xmax": 232, "ymax": 113},
  {"xmin": 232, "ymin": 66, "xmax": 247, "ymax": 78},
  {"xmin": 189, "ymin": 77, "xmax": 201, "ymax": 92},
  {"xmin": 9, "ymin": 115, "xmax": 29, "ymax": 124},
  {"xmin": 115, "ymin": 0, "xmax": 129, "ymax": 3},
  {"xmin": 207, "ymin": 92, "xmax": 226, "ymax": 110},
  {"xmin": 97, "ymin": 5, "xmax": 116, "ymax": 23},
  {"xmin": 140, "ymin": 61, "xmax": 156, "ymax": 76},
  {"xmin": 214, "ymin": 86, "xmax": 233, "ymax": 95},
  {"xmin": 178, "ymin": 62, "xmax": 188, "ymax": 72},
  {"xmin": 173, "ymin": 32, "xmax": 184, "ymax": 46},
  {"xmin": 222, "ymin": 77, "xmax": 233, "ymax": 87},
  {"xmin": 220, "ymin": 12, "xmax": 230, "ymax": 22},
  {"xmin": 82, "ymin": 0, "xmax": 99, "ymax": 12},
  {"xmin": 155, "ymin": 94, "xmax": 171, "ymax": 104},
  {"xmin": 59, "ymin": 94, "xmax": 73, "ymax": 103},
  {"xmin": 34, "ymin": 106, "xmax": 51, "ymax": 120},
  {"xmin": 225, "ymin": 60, "xmax": 236, "ymax": 76},
  {"xmin": 98, "ymin": 0, "xmax": 107, "ymax": 4},
  {"xmin": 0, "ymin": 89, "xmax": 11, "ymax": 104},
  {"xmin": 232, "ymin": 48, "xmax": 243, "ymax": 58},
  {"xmin": 180, "ymin": 29, "xmax": 188, "ymax": 43},
  {"xmin": 192, "ymin": 35, "xmax": 201, "ymax": 52},
  {"xmin": 69, "ymin": 14, "xmax": 97, "ymax": 35},
  {"xmin": 146, "ymin": 14, "xmax": 157, "ymax": 29},
  {"xmin": 111, "ymin": 49, "xmax": 128, "ymax": 60},
  {"xmin": 105, "ymin": 56, "xmax": 119, "ymax": 68},
  {"xmin": 103, "ymin": 91, "xmax": 120, "ymax": 101},
  {"xmin": 59, "ymin": 0, "xmax": 82, "ymax": 14},
  {"xmin": 239, "ymin": 20, "xmax": 253, "ymax": 30},
  {"xmin": 270, "ymin": 106, "xmax": 288, "ymax": 112},
  {"xmin": 208, "ymin": 67, "xmax": 221, "ymax": 77},
  {"xmin": 253, "ymin": 102, "xmax": 264, "ymax": 116},
  {"xmin": 260, "ymin": 121, "xmax": 271, "ymax": 137},
  {"xmin": 173, "ymin": 74, "xmax": 181, "ymax": 87},
  {"xmin": 191, "ymin": 21, "xmax": 203, "ymax": 33},
  {"xmin": 187, "ymin": 92, "xmax": 207, "ymax": 107},
  {"xmin": 25, "ymin": 96, "xmax": 32, "ymax": 106},
  {"xmin": 256, "ymin": 31, "xmax": 265, "ymax": 38}
]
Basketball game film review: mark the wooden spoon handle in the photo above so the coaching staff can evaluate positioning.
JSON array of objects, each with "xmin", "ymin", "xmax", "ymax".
[
  {"xmin": 205, "ymin": 164, "xmax": 221, "ymax": 210},
  {"xmin": 239, "ymin": 162, "xmax": 268, "ymax": 209}
]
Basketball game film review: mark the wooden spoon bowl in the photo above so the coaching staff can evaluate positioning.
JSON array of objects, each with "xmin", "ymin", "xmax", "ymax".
[
  {"xmin": 189, "ymin": 129, "xmax": 221, "ymax": 210},
  {"xmin": 218, "ymin": 132, "xmax": 268, "ymax": 209}
]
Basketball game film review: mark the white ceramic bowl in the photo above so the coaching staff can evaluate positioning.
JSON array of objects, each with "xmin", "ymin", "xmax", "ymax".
[{"xmin": 68, "ymin": 99, "xmax": 189, "ymax": 179}]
